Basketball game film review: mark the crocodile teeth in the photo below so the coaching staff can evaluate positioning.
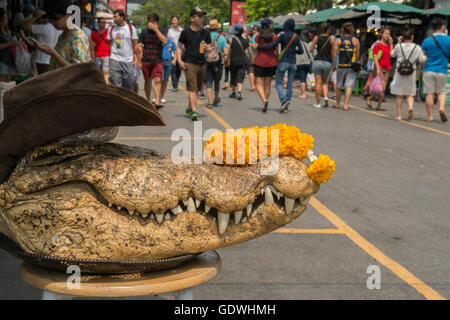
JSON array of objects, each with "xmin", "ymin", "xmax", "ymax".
[
  {"xmin": 246, "ymin": 204, "xmax": 253, "ymax": 217},
  {"xmin": 234, "ymin": 211, "xmax": 243, "ymax": 224},
  {"xmin": 285, "ymin": 198, "xmax": 295, "ymax": 215},
  {"xmin": 171, "ymin": 205, "xmax": 182, "ymax": 215},
  {"xmin": 218, "ymin": 212, "xmax": 230, "ymax": 235},
  {"xmin": 128, "ymin": 209, "xmax": 135, "ymax": 216},
  {"xmin": 205, "ymin": 204, "xmax": 211, "ymax": 213},
  {"xmin": 164, "ymin": 213, "xmax": 171, "ymax": 221},
  {"xmin": 108, "ymin": 202, "xmax": 113, "ymax": 208},
  {"xmin": 241, "ymin": 217, "xmax": 247, "ymax": 223},
  {"xmin": 117, "ymin": 206, "xmax": 122, "ymax": 211},
  {"xmin": 277, "ymin": 192, "xmax": 283, "ymax": 201},
  {"xmin": 155, "ymin": 213, "xmax": 164, "ymax": 224},
  {"xmin": 302, "ymin": 195, "xmax": 312, "ymax": 205},
  {"xmin": 195, "ymin": 199, "xmax": 201, "ymax": 208},
  {"xmin": 150, "ymin": 214, "xmax": 155, "ymax": 220},
  {"xmin": 182, "ymin": 199, "xmax": 188, "ymax": 206},
  {"xmin": 187, "ymin": 197, "xmax": 196, "ymax": 212},
  {"xmin": 141, "ymin": 213, "xmax": 149, "ymax": 219},
  {"xmin": 265, "ymin": 187, "xmax": 274, "ymax": 205}
]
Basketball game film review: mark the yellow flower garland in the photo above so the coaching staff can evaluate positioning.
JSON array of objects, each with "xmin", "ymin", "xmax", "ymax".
[
  {"xmin": 307, "ymin": 154, "xmax": 336, "ymax": 184},
  {"xmin": 203, "ymin": 124, "xmax": 335, "ymax": 184}
]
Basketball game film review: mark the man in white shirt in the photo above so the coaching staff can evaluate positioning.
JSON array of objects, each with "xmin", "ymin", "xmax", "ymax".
[
  {"xmin": 167, "ymin": 16, "xmax": 183, "ymax": 91},
  {"xmin": 23, "ymin": 10, "xmax": 62, "ymax": 74},
  {"xmin": 109, "ymin": 10, "xmax": 140, "ymax": 90}
]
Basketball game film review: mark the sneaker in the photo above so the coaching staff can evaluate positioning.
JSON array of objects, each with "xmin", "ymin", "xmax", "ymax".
[
  {"xmin": 206, "ymin": 103, "xmax": 212, "ymax": 109},
  {"xmin": 151, "ymin": 98, "xmax": 156, "ymax": 103},
  {"xmin": 229, "ymin": 92, "xmax": 237, "ymax": 99},
  {"xmin": 155, "ymin": 104, "xmax": 164, "ymax": 110},
  {"xmin": 262, "ymin": 101, "xmax": 268, "ymax": 113},
  {"xmin": 199, "ymin": 93, "xmax": 206, "ymax": 99},
  {"xmin": 173, "ymin": 88, "xmax": 178, "ymax": 92},
  {"xmin": 323, "ymin": 100, "xmax": 329, "ymax": 108},
  {"xmin": 237, "ymin": 92, "xmax": 243, "ymax": 100},
  {"xmin": 160, "ymin": 98, "xmax": 167, "ymax": 104},
  {"xmin": 280, "ymin": 101, "xmax": 290, "ymax": 113},
  {"xmin": 191, "ymin": 111, "xmax": 199, "ymax": 121},
  {"xmin": 330, "ymin": 96, "xmax": 336, "ymax": 100},
  {"xmin": 313, "ymin": 103, "xmax": 321, "ymax": 109},
  {"xmin": 213, "ymin": 97, "xmax": 221, "ymax": 106},
  {"xmin": 185, "ymin": 107, "xmax": 193, "ymax": 116}
]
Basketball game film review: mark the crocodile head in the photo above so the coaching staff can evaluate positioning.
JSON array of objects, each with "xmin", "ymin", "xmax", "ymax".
[{"xmin": 0, "ymin": 142, "xmax": 319, "ymax": 261}]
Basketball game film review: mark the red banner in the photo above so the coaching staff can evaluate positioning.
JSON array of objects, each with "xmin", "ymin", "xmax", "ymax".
[
  {"xmin": 231, "ymin": 1, "xmax": 247, "ymax": 26},
  {"xmin": 109, "ymin": 0, "xmax": 127, "ymax": 13}
]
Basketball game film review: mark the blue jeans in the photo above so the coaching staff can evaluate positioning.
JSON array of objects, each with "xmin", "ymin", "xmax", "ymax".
[{"xmin": 276, "ymin": 62, "xmax": 297, "ymax": 103}]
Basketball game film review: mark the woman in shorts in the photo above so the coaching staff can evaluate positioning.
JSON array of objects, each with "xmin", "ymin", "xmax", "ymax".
[
  {"xmin": 253, "ymin": 18, "xmax": 278, "ymax": 113},
  {"xmin": 310, "ymin": 22, "xmax": 336, "ymax": 108}
]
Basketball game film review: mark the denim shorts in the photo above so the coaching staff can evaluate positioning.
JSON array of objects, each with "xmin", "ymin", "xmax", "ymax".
[
  {"xmin": 0, "ymin": 62, "xmax": 14, "ymax": 75},
  {"xmin": 312, "ymin": 60, "xmax": 332, "ymax": 78}
]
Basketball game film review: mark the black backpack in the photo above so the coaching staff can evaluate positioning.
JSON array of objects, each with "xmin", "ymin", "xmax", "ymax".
[{"xmin": 397, "ymin": 44, "xmax": 416, "ymax": 76}]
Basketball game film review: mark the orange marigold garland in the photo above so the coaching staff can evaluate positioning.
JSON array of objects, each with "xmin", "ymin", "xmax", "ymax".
[
  {"xmin": 307, "ymin": 154, "xmax": 336, "ymax": 184},
  {"xmin": 203, "ymin": 124, "xmax": 335, "ymax": 184}
]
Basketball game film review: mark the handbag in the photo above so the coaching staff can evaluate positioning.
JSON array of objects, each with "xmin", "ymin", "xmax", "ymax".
[{"xmin": 369, "ymin": 75, "xmax": 383, "ymax": 95}]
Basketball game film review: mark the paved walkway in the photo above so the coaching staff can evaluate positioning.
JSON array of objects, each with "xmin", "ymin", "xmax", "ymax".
[{"xmin": 0, "ymin": 75, "xmax": 448, "ymax": 299}]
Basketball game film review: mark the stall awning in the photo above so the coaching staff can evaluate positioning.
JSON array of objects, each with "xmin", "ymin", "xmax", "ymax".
[
  {"xmin": 327, "ymin": 10, "xmax": 369, "ymax": 21},
  {"xmin": 301, "ymin": 8, "xmax": 349, "ymax": 23},
  {"xmin": 424, "ymin": 7, "xmax": 450, "ymax": 16},
  {"xmin": 351, "ymin": 2, "xmax": 426, "ymax": 15}
]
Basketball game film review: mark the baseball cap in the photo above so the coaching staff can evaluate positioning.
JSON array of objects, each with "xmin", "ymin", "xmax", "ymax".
[
  {"xmin": 260, "ymin": 18, "xmax": 273, "ymax": 28},
  {"xmin": 190, "ymin": 7, "xmax": 206, "ymax": 17},
  {"xmin": 233, "ymin": 24, "xmax": 243, "ymax": 34}
]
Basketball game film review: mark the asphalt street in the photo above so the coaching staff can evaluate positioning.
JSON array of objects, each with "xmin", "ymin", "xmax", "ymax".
[{"xmin": 0, "ymin": 75, "xmax": 449, "ymax": 300}]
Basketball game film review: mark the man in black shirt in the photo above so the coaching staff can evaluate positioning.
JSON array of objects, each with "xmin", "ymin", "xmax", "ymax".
[{"xmin": 177, "ymin": 7, "xmax": 211, "ymax": 121}]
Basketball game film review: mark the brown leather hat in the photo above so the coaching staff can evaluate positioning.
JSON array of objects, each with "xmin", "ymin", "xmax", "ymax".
[{"xmin": 0, "ymin": 62, "xmax": 166, "ymax": 183}]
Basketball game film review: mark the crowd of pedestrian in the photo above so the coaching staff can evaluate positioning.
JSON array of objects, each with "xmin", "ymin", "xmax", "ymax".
[{"xmin": 0, "ymin": 0, "xmax": 448, "ymax": 124}]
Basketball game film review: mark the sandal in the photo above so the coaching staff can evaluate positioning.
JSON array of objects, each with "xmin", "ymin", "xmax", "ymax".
[
  {"xmin": 375, "ymin": 108, "xmax": 386, "ymax": 111},
  {"xmin": 408, "ymin": 110, "xmax": 413, "ymax": 121},
  {"xmin": 440, "ymin": 111, "xmax": 448, "ymax": 123}
]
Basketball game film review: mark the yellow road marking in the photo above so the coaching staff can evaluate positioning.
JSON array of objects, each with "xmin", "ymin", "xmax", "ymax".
[
  {"xmin": 185, "ymin": 87, "xmax": 447, "ymax": 299},
  {"xmin": 274, "ymin": 228, "xmax": 344, "ymax": 234},
  {"xmin": 303, "ymin": 91, "xmax": 450, "ymax": 137},
  {"xmin": 179, "ymin": 85, "xmax": 234, "ymax": 130},
  {"xmin": 309, "ymin": 197, "xmax": 446, "ymax": 300}
]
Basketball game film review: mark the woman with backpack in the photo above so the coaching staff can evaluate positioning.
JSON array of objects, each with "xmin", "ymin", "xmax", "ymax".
[
  {"xmin": 227, "ymin": 24, "xmax": 250, "ymax": 101},
  {"xmin": 252, "ymin": 18, "xmax": 278, "ymax": 112},
  {"xmin": 205, "ymin": 19, "xmax": 227, "ymax": 108},
  {"xmin": 390, "ymin": 27, "xmax": 426, "ymax": 121}
]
